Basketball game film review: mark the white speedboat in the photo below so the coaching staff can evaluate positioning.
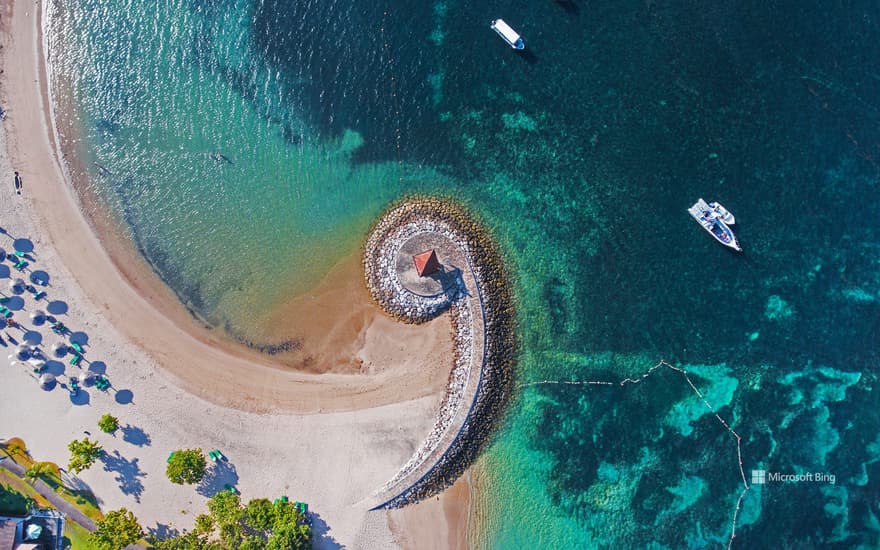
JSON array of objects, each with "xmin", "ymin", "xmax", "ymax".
[
  {"xmin": 688, "ymin": 198, "xmax": 742, "ymax": 251},
  {"xmin": 491, "ymin": 19, "xmax": 525, "ymax": 50},
  {"xmin": 709, "ymin": 201, "xmax": 735, "ymax": 225}
]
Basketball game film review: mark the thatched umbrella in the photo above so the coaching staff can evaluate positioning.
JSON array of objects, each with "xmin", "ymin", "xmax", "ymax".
[
  {"xmin": 15, "ymin": 344, "xmax": 29, "ymax": 361},
  {"xmin": 9, "ymin": 278, "xmax": 25, "ymax": 293},
  {"xmin": 39, "ymin": 373, "xmax": 55, "ymax": 389},
  {"xmin": 52, "ymin": 341, "xmax": 68, "ymax": 357}
]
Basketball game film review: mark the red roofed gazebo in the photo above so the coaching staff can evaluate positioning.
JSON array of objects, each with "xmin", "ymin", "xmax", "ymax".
[{"xmin": 412, "ymin": 249, "xmax": 441, "ymax": 277}]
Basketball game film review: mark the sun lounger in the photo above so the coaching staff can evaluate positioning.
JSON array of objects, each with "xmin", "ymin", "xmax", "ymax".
[
  {"xmin": 69, "ymin": 355, "xmax": 82, "ymax": 366},
  {"xmin": 167, "ymin": 452, "xmax": 175, "ymax": 463},
  {"xmin": 32, "ymin": 291, "xmax": 45, "ymax": 300},
  {"xmin": 71, "ymin": 343, "xmax": 84, "ymax": 354},
  {"xmin": 224, "ymin": 484, "xmax": 238, "ymax": 495},
  {"xmin": 13, "ymin": 260, "xmax": 27, "ymax": 270},
  {"xmin": 209, "ymin": 450, "xmax": 219, "ymax": 461},
  {"xmin": 0, "ymin": 297, "xmax": 9, "ymax": 304}
]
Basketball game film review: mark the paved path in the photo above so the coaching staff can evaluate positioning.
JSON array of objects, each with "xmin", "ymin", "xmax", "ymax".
[{"xmin": 367, "ymin": 229, "xmax": 488, "ymax": 508}]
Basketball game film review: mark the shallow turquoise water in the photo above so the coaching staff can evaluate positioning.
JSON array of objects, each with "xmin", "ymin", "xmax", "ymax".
[{"xmin": 50, "ymin": 0, "xmax": 880, "ymax": 547}]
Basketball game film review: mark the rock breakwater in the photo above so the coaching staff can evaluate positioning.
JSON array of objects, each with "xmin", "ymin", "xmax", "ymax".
[{"xmin": 363, "ymin": 196, "xmax": 517, "ymax": 508}]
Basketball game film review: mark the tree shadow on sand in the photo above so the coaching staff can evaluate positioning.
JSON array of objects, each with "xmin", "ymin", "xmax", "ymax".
[
  {"xmin": 196, "ymin": 460, "xmax": 239, "ymax": 497},
  {"xmin": 60, "ymin": 470, "xmax": 105, "ymax": 511},
  {"xmin": 101, "ymin": 450, "xmax": 146, "ymax": 502},
  {"xmin": 121, "ymin": 424, "xmax": 151, "ymax": 447},
  {"xmin": 310, "ymin": 512, "xmax": 343, "ymax": 550},
  {"xmin": 146, "ymin": 523, "xmax": 180, "ymax": 541}
]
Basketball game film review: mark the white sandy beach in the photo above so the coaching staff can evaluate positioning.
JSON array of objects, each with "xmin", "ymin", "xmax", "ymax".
[{"xmin": 0, "ymin": 0, "xmax": 470, "ymax": 546}]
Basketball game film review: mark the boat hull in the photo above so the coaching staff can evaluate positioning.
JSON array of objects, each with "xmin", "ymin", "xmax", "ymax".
[
  {"xmin": 688, "ymin": 198, "xmax": 742, "ymax": 251},
  {"xmin": 491, "ymin": 19, "xmax": 525, "ymax": 50}
]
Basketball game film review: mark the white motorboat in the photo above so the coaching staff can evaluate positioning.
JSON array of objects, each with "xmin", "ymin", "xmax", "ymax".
[
  {"xmin": 491, "ymin": 19, "xmax": 525, "ymax": 50},
  {"xmin": 688, "ymin": 198, "xmax": 742, "ymax": 251}
]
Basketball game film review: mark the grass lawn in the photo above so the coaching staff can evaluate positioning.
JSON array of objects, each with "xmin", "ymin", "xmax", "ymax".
[
  {"xmin": 1, "ymin": 437, "xmax": 103, "ymax": 522},
  {"xmin": 0, "ymin": 479, "xmax": 29, "ymax": 515},
  {"xmin": 0, "ymin": 469, "xmax": 53, "ymax": 509},
  {"xmin": 65, "ymin": 520, "xmax": 100, "ymax": 550}
]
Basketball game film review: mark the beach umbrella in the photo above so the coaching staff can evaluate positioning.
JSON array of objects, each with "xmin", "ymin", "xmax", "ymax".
[
  {"xmin": 9, "ymin": 278, "xmax": 24, "ymax": 292},
  {"xmin": 30, "ymin": 310, "xmax": 46, "ymax": 324},
  {"xmin": 78, "ymin": 371, "xmax": 93, "ymax": 385},
  {"xmin": 39, "ymin": 373, "xmax": 55, "ymax": 389},
  {"xmin": 15, "ymin": 344, "xmax": 29, "ymax": 361},
  {"xmin": 52, "ymin": 341, "xmax": 67, "ymax": 357},
  {"xmin": 28, "ymin": 357, "xmax": 45, "ymax": 369}
]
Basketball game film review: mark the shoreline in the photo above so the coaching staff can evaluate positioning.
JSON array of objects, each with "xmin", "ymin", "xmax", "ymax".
[
  {"xmin": 1, "ymin": 0, "xmax": 457, "ymax": 415},
  {"xmin": 0, "ymin": 0, "xmax": 474, "ymax": 546}
]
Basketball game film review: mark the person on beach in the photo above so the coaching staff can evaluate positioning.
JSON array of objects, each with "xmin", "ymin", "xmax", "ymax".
[{"xmin": 14, "ymin": 171, "xmax": 22, "ymax": 194}]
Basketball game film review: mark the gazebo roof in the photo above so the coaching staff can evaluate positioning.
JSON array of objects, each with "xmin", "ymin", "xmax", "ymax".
[{"xmin": 412, "ymin": 249, "xmax": 441, "ymax": 277}]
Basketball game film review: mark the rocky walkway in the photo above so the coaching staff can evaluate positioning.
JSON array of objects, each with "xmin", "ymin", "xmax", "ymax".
[{"xmin": 362, "ymin": 197, "xmax": 516, "ymax": 509}]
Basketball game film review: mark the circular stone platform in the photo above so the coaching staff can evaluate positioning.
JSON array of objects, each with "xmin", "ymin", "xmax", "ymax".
[{"xmin": 395, "ymin": 232, "xmax": 467, "ymax": 298}]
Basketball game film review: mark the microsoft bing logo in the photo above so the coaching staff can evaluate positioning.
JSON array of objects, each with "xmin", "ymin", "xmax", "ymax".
[{"xmin": 750, "ymin": 468, "xmax": 836, "ymax": 485}]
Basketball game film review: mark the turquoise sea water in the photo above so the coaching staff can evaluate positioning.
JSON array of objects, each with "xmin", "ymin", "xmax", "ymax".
[{"xmin": 50, "ymin": 0, "xmax": 880, "ymax": 547}]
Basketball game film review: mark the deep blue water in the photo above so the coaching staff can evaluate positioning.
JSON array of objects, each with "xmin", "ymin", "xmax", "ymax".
[{"xmin": 50, "ymin": 0, "xmax": 880, "ymax": 546}]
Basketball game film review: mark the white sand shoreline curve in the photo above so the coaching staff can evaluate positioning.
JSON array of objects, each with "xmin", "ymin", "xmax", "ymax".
[{"xmin": 0, "ymin": 0, "xmax": 471, "ymax": 546}]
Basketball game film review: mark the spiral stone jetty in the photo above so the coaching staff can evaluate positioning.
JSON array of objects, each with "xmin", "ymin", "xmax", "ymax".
[{"xmin": 363, "ymin": 196, "xmax": 517, "ymax": 509}]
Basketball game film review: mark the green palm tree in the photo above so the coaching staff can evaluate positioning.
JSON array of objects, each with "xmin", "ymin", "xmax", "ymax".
[{"xmin": 25, "ymin": 462, "xmax": 51, "ymax": 485}]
